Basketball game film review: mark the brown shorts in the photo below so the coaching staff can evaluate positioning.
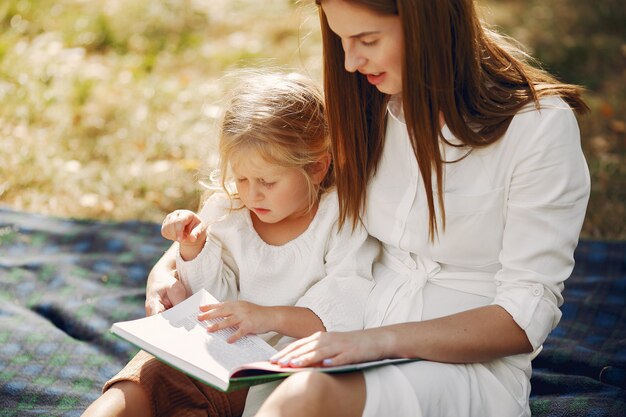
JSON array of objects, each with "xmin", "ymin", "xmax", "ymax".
[{"xmin": 104, "ymin": 350, "xmax": 248, "ymax": 417}]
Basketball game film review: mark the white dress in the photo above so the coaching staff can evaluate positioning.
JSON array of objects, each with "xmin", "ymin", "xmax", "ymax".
[
  {"xmin": 361, "ymin": 96, "xmax": 590, "ymax": 417},
  {"xmin": 175, "ymin": 189, "xmax": 379, "ymax": 416}
]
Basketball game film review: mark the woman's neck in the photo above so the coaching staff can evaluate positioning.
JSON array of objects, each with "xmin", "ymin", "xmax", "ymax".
[{"xmin": 389, "ymin": 95, "xmax": 446, "ymax": 129}]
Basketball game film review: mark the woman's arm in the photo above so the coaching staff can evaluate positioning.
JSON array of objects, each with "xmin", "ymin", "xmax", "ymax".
[
  {"xmin": 144, "ymin": 243, "xmax": 187, "ymax": 316},
  {"xmin": 270, "ymin": 304, "xmax": 531, "ymax": 366},
  {"xmin": 386, "ymin": 305, "xmax": 533, "ymax": 362}
]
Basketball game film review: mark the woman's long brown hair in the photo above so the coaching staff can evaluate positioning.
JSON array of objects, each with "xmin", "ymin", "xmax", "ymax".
[{"xmin": 316, "ymin": 0, "xmax": 588, "ymax": 239}]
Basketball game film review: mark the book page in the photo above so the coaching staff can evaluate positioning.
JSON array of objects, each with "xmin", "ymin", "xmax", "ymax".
[
  {"xmin": 231, "ymin": 357, "xmax": 417, "ymax": 379},
  {"xmin": 171, "ymin": 308, "xmax": 277, "ymax": 370},
  {"xmin": 112, "ymin": 289, "xmax": 277, "ymax": 389}
]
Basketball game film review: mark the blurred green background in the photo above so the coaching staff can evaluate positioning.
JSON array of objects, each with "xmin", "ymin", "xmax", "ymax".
[{"xmin": 1, "ymin": 0, "xmax": 625, "ymax": 239}]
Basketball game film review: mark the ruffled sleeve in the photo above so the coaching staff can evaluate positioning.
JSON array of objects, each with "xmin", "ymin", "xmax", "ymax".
[
  {"xmin": 176, "ymin": 192, "xmax": 240, "ymax": 301},
  {"xmin": 295, "ymin": 194, "xmax": 379, "ymax": 332}
]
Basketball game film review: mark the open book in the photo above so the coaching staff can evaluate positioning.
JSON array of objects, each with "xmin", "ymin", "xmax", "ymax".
[{"xmin": 111, "ymin": 289, "xmax": 416, "ymax": 392}]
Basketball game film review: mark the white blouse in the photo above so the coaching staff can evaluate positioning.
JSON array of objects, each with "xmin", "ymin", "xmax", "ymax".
[
  {"xmin": 363, "ymin": 96, "xmax": 591, "ymax": 351},
  {"xmin": 176, "ymin": 189, "xmax": 378, "ymax": 339}
]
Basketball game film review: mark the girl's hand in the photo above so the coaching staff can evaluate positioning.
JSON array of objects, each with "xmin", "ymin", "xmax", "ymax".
[
  {"xmin": 198, "ymin": 301, "xmax": 274, "ymax": 343},
  {"xmin": 269, "ymin": 329, "xmax": 389, "ymax": 368},
  {"xmin": 161, "ymin": 210, "xmax": 206, "ymax": 244},
  {"xmin": 162, "ymin": 210, "xmax": 207, "ymax": 261}
]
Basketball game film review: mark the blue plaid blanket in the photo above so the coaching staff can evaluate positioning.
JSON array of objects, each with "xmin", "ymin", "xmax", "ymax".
[{"xmin": 1, "ymin": 208, "xmax": 625, "ymax": 416}]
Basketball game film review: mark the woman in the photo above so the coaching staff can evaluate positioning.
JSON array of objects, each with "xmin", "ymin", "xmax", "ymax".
[{"xmin": 254, "ymin": 1, "xmax": 591, "ymax": 416}]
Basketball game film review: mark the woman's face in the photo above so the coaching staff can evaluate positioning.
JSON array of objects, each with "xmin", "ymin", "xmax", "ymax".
[{"xmin": 322, "ymin": 0, "xmax": 404, "ymax": 95}]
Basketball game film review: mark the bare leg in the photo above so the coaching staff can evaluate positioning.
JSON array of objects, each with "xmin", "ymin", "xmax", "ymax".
[
  {"xmin": 81, "ymin": 381, "xmax": 152, "ymax": 417},
  {"xmin": 255, "ymin": 371, "xmax": 366, "ymax": 417}
]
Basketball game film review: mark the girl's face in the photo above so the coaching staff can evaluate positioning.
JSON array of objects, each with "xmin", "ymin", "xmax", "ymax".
[
  {"xmin": 231, "ymin": 150, "xmax": 314, "ymax": 225},
  {"xmin": 322, "ymin": 0, "xmax": 404, "ymax": 95}
]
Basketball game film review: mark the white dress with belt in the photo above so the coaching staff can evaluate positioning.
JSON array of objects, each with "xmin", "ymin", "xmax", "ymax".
[{"xmin": 361, "ymin": 96, "xmax": 590, "ymax": 417}]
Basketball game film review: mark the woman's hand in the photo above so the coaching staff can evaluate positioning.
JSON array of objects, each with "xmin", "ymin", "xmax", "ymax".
[
  {"xmin": 198, "ymin": 301, "xmax": 274, "ymax": 343},
  {"xmin": 145, "ymin": 269, "xmax": 187, "ymax": 316},
  {"xmin": 269, "ymin": 329, "xmax": 392, "ymax": 368},
  {"xmin": 145, "ymin": 244, "xmax": 187, "ymax": 316}
]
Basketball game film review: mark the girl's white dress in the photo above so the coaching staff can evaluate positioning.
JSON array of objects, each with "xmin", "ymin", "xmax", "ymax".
[
  {"xmin": 175, "ymin": 189, "xmax": 379, "ymax": 415},
  {"xmin": 361, "ymin": 96, "xmax": 590, "ymax": 417}
]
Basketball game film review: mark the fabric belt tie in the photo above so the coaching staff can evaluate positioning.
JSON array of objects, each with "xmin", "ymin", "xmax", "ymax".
[{"xmin": 377, "ymin": 248, "xmax": 441, "ymax": 324}]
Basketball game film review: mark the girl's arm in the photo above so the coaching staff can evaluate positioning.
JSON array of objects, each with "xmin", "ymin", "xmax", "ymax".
[
  {"xmin": 198, "ymin": 193, "xmax": 377, "ymax": 343},
  {"xmin": 146, "ymin": 195, "xmax": 227, "ymax": 317},
  {"xmin": 175, "ymin": 232, "xmax": 239, "ymax": 302},
  {"xmin": 175, "ymin": 194, "xmax": 240, "ymax": 302},
  {"xmin": 261, "ymin": 306, "xmax": 325, "ymax": 338},
  {"xmin": 199, "ymin": 302, "xmax": 325, "ymax": 343}
]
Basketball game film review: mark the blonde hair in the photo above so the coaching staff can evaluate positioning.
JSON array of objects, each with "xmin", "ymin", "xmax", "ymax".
[{"xmin": 211, "ymin": 71, "xmax": 330, "ymax": 210}]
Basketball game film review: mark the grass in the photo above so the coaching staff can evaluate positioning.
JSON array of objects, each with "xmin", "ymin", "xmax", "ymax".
[
  {"xmin": 1, "ymin": 0, "xmax": 624, "ymax": 240},
  {"xmin": 486, "ymin": 0, "xmax": 626, "ymax": 239},
  {"xmin": 1, "ymin": 0, "xmax": 322, "ymax": 221}
]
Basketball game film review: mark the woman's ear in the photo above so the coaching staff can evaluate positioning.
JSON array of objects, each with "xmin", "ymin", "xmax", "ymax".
[{"xmin": 309, "ymin": 152, "xmax": 332, "ymax": 185}]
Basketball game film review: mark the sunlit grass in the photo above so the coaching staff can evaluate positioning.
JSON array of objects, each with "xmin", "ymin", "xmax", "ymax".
[
  {"xmin": 1, "ymin": 0, "xmax": 624, "ymax": 239},
  {"xmin": 1, "ymin": 0, "xmax": 322, "ymax": 221},
  {"xmin": 487, "ymin": 0, "xmax": 626, "ymax": 239}
]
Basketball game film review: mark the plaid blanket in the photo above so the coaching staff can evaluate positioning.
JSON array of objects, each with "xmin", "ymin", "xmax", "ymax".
[{"xmin": 0, "ymin": 208, "xmax": 624, "ymax": 416}]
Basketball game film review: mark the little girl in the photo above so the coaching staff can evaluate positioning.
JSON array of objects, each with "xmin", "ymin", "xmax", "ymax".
[{"xmin": 81, "ymin": 71, "xmax": 379, "ymax": 417}]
